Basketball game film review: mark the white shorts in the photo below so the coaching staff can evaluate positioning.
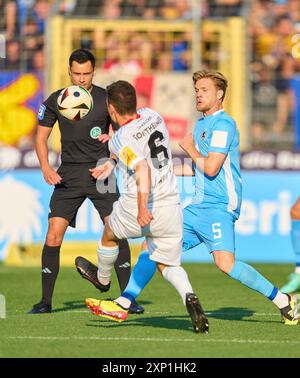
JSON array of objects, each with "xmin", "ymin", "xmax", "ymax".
[{"xmin": 109, "ymin": 200, "xmax": 183, "ymax": 266}]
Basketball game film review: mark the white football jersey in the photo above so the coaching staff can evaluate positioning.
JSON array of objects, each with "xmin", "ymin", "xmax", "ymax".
[{"xmin": 109, "ymin": 107, "xmax": 179, "ymax": 207}]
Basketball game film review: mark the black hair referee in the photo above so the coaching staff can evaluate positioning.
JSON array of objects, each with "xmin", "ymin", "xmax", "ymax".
[{"xmin": 28, "ymin": 49, "xmax": 143, "ymax": 314}]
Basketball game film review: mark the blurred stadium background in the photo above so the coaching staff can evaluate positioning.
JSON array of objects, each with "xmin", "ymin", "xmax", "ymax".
[{"xmin": 1, "ymin": 0, "xmax": 300, "ymax": 266}]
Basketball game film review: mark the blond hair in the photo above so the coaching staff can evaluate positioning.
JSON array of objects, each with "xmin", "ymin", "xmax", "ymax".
[{"xmin": 193, "ymin": 70, "xmax": 228, "ymax": 101}]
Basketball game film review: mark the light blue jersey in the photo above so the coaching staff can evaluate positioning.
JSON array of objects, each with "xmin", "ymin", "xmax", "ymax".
[{"xmin": 192, "ymin": 109, "xmax": 242, "ymax": 220}]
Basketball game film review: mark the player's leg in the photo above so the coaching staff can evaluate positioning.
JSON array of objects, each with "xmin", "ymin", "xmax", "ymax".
[
  {"xmin": 281, "ymin": 197, "xmax": 300, "ymax": 293},
  {"xmin": 115, "ymin": 204, "xmax": 208, "ymax": 332},
  {"xmin": 97, "ymin": 221, "xmax": 120, "ymax": 287},
  {"xmin": 86, "ymin": 201, "xmax": 148, "ymax": 318},
  {"xmin": 29, "ymin": 177, "xmax": 85, "ymax": 314},
  {"xmin": 182, "ymin": 204, "xmax": 203, "ymax": 253},
  {"xmin": 89, "ymin": 187, "xmax": 132, "ymax": 295},
  {"xmin": 156, "ymin": 262, "xmax": 209, "ymax": 334},
  {"xmin": 28, "ymin": 217, "xmax": 69, "ymax": 314},
  {"xmin": 196, "ymin": 207, "xmax": 299, "ymax": 325},
  {"xmin": 213, "ymin": 250, "xmax": 298, "ymax": 324},
  {"xmin": 114, "ymin": 240, "xmax": 156, "ymax": 310}
]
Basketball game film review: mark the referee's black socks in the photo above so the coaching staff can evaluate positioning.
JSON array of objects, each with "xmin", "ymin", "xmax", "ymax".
[
  {"xmin": 41, "ymin": 245, "xmax": 61, "ymax": 305},
  {"xmin": 114, "ymin": 240, "xmax": 131, "ymax": 293}
]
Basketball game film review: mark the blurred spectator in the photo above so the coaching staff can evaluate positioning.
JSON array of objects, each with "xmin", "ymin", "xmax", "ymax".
[
  {"xmin": 58, "ymin": 0, "xmax": 77, "ymax": 15},
  {"xmin": 209, "ymin": 0, "xmax": 242, "ymax": 18},
  {"xmin": 171, "ymin": 35, "xmax": 189, "ymax": 71},
  {"xmin": 31, "ymin": 0, "xmax": 51, "ymax": 34},
  {"xmin": 69, "ymin": 0, "xmax": 103, "ymax": 16},
  {"xmin": 250, "ymin": 9, "xmax": 298, "ymax": 143},
  {"xmin": 101, "ymin": 0, "xmax": 122, "ymax": 19},
  {"xmin": 121, "ymin": 0, "xmax": 144, "ymax": 17},
  {"xmin": 3, "ymin": 39, "xmax": 21, "ymax": 70},
  {"xmin": 153, "ymin": 51, "xmax": 172, "ymax": 71},
  {"xmin": 159, "ymin": 0, "xmax": 181, "ymax": 19},
  {"xmin": 3, "ymin": 0, "xmax": 17, "ymax": 40},
  {"xmin": 28, "ymin": 49, "xmax": 44, "ymax": 71},
  {"xmin": 176, "ymin": 0, "xmax": 192, "ymax": 20},
  {"xmin": 4, "ymin": 0, "xmax": 35, "ymax": 38}
]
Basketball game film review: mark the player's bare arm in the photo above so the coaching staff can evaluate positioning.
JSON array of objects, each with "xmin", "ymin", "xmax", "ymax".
[
  {"xmin": 179, "ymin": 133, "xmax": 226, "ymax": 177},
  {"xmin": 89, "ymin": 155, "xmax": 117, "ymax": 180},
  {"xmin": 35, "ymin": 125, "xmax": 62, "ymax": 185},
  {"xmin": 135, "ymin": 159, "xmax": 153, "ymax": 227}
]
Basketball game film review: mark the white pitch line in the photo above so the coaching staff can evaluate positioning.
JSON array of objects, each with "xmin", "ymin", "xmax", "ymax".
[
  {"xmin": 10, "ymin": 310, "xmax": 171, "ymax": 315},
  {"xmin": 3, "ymin": 336, "xmax": 300, "ymax": 345},
  {"xmin": 11, "ymin": 310, "xmax": 281, "ymax": 316}
]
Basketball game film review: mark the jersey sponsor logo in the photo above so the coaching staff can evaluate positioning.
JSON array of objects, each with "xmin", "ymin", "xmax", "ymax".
[
  {"xmin": 90, "ymin": 126, "xmax": 102, "ymax": 139},
  {"xmin": 120, "ymin": 146, "xmax": 138, "ymax": 167},
  {"xmin": 37, "ymin": 104, "xmax": 46, "ymax": 121}
]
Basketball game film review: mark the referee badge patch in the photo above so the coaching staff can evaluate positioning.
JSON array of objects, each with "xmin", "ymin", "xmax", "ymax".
[
  {"xmin": 90, "ymin": 126, "xmax": 102, "ymax": 139},
  {"xmin": 38, "ymin": 104, "xmax": 46, "ymax": 121}
]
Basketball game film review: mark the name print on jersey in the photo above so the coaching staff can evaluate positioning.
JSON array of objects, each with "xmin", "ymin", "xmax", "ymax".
[{"xmin": 132, "ymin": 116, "xmax": 162, "ymax": 141}]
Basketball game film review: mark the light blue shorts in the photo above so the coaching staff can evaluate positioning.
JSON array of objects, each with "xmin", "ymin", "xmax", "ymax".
[{"xmin": 182, "ymin": 204, "xmax": 236, "ymax": 254}]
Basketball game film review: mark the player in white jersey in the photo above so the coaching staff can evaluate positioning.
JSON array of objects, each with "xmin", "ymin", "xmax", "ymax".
[
  {"xmin": 85, "ymin": 80, "xmax": 208, "ymax": 333},
  {"xmin": 107, "ymin": 106, "xmax": 180, "ymax": 256}
]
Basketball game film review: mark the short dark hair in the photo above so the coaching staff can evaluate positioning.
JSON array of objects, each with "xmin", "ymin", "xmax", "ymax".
[
  {"xmin": 106, "ymin": 81, "xmax": 137, "ymax": 115},
  {"xmin": 69, "ymin": 49, "xmax": 96, "ymax": 68}
]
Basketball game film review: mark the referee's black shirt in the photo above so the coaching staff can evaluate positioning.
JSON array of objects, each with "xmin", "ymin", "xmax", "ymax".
[{"xmin": 38, "ymin": 85, "xmax": 114, "ymax": 163}]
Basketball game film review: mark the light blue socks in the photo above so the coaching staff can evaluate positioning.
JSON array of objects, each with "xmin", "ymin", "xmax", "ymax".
[
  {"xmin": 229, "ymin": 260, "xmax": 277, "ymax": 300},
  {"xmin": 121, "ymin": 251, "xmax": 157, "ymax": 303}
]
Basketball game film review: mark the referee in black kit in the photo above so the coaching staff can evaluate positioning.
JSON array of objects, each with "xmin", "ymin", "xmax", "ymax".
[{"xmin": 28, "ymin": 49, "xmax": 143, "ymax": 315}]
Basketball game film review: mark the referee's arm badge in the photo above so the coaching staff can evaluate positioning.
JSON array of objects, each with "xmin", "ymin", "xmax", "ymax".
[{"xmin": 38, "ymin": 104, "xmax": 46, "ymax": 121}]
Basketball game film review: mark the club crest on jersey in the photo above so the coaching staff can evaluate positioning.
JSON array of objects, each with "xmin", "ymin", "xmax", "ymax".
[
  {"xmin": 90, "ymin": 126, "xmax": 102, "ymax": 139},
  {"xmin": 120, "ymin": 146, "xmax": 137, "ymax": 167},
  {"xmin": 201, "ymin": 131, "xmax": 206, "ymax": 140}
]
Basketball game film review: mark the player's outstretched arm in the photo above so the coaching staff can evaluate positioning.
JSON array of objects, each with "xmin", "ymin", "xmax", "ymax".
[{"xmin": 35, "ymin": 125, "xmax": 62, "ymax": 185}]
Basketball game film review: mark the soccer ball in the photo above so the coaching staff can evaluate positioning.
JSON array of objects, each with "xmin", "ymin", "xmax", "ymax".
[{"xmin": 57, "ymin": 85, "xmax": 93, "ymax": 121}]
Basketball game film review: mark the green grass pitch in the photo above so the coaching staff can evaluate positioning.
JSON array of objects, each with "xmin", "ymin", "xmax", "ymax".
[{"xmin": 0, "ymin": 263, "xmax": 300, "ymax": 358}]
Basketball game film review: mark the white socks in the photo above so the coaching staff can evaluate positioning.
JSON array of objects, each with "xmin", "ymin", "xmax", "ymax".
[
  {"xmin": 115, "ymin": 297, "xmax": 132, "ymax": 309},
  {"xmin": 162, "ymin": 266, "xmax": 193, "ymax": 305},
  {"xmin": 272, "ymin": 291, "xmax": 289, "ymax": 309},
  {"xmin": 97, "ymin": 242, "xmax": 119, "ymax": 285}
]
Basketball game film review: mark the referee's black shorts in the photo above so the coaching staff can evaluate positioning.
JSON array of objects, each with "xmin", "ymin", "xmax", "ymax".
[{"xmin": 48, "ymin": 162, "xmax": 119, "ymax": 227}]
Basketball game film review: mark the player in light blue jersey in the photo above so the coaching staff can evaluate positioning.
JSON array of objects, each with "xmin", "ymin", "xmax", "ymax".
[
  {"xmin": 280, "ymin": 197, "xmax": 300, "ymax": 293},
  {"xmin": 179, "ymin": 69, "xmax": 298, "ymax": 325}
]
